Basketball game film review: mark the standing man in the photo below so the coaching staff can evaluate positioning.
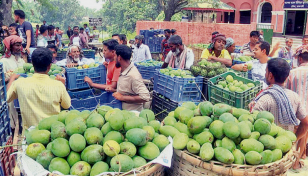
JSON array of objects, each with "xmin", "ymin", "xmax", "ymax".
[
  {"xmin": 79, "ymin": 28, "xmax": 89, "ymax": 49},
  {"xmin": 6, "ymin": 48, "xmax": 71, "ymax": 130},
  {"xmin": 69, "ymin": 26, "xmax": 87, "ymax": 48},
  {"xmin": 14, "ymin": 10, "xmax": 35, "ymax": 57},
  {"xmin": 232, "ymin": 41, "xmax": 270, "ymax": 88},
  {"xmin": 35, "ymin": 25, "xmax": 40, "ymax": 39},
  {"xmin": 278, "ymin": 38, "xmax": 294, "ymax": 60},
  {"xmin": 47, "ymin": 44, "xmax": 58, "ymax": 64},
  {"xmin": 1, "ymin": 35, "xmax": 24, "ymax": 132},
  {"xmin": 171, "ymin": 29, "xmax": 177, "ymax": 35},
  {"xmin": 67, "ymin": 26, "xmax": 73, "ymax": 39},
  {"xmin": 8, "ymin": 23, "xmax": 18, "ymax": 36},
  {"xmin": 42, "ymin": 21, "xmax": 47, "ymax": 26},
  {"xmin": 250, "ymin": 58, "xmax": 308, "ymax": 169},
  {"xmin": 55, "ymin": 27, "xmax": 63, "ymax": 48},
  {"xmin": 293, "ymin": 36, "xmax": 308, "ymax": 68},
  {"xmin": 119, "ymin": 34, "xmax": 127, "ymax": 45},
  {"xmin": 111, "ymin": 45, "xmax": 150, "ymax": 111},
  {"xmin": 162, "ymin": 35, "xmax": 194, "ymax": 69},
  {"xmin": 241, "ymin": 31, "xmax": 260, "ymax": 56},
  {"xmin": 161, "ymin": 29, "xmax": 171, "ymax": 61},
  {"xmin": 112, "ymin": 34, "xmax": 120, "ymax": 43},
  {"xmin": 36, "ymin": 25, "xmax": 48, "ymax": 47},
  {"xmin": 286, "ymin": 45, "xmax": 308, "ymax": 160},
  {"xmin": 85, "ymin": 39, "xmax": 121, "ymax": 90},
  {"xmin": 132, "ymin": 35, "xmax": 152, "ymax": 62},
  {"xmin": 46, "ymin": 25, "xmax": 59, "ymax": 47},
  {"xmin": 84, "ymin": 24, "xmax": 90, "ymax": 39}
]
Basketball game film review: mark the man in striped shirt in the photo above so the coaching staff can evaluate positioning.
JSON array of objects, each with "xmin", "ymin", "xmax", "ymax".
[
  {"xmin": 286, "ymin": 45, "xmax": 308, "ymax": 116},
  {"xmin": 286, "ymin": 45, "xmax": 308, "ymax": 160}
]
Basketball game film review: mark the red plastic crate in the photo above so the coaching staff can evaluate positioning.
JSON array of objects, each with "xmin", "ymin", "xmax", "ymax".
[{"xmin": 0, "ymin": 136, "xmax": 15, "ymax": 176}]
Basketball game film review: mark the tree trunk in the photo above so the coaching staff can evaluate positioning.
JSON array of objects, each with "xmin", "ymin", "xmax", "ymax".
[
  {"xmin": 0, "ymin": 0, "xmax": 13, "ymax": 25},
  {"xmin": 164, "ymin": 9, "xmax": 174, "ymax": 21}
]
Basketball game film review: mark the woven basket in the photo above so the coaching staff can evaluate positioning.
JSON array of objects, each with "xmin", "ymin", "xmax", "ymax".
[
  {"xmin": 167, "ymin": 148, "xmax": 298, "ymax": 176},
  {"xmin": 119, "ymin": 163, "xmax": 165, "ymax": 176}
]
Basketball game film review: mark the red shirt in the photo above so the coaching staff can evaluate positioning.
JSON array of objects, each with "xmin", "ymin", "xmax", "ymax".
[
  {"xmin": 161, "ymin": 38, "xmax": 171, "ymax": 61},
  {"xmin": 106, "ymin": 60, "xmax": 121, "ymax": 85}
]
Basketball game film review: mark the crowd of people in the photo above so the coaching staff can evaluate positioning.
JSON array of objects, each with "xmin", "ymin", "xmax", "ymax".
[{"xmin": 1, "ymin": 8, "xmax": 308, "ymax": 171}]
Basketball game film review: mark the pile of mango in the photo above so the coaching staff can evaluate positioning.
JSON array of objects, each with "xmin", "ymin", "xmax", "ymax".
[
  {"xmin": 234, "ymin": 56, "xmax": 254, "ymax": 62},
  {"xmin": 76, "ymin": 63, "xmax": 99, "ymax": 70},
  {"xmin": 163, "ymin": 102, "xmax": 296, "ymax": 165},
  {"xmin": 160, "ymin": 67, "xmax": 194, "ymax": 78},
  {"xmin": 14, "ymin": 63, "xmax": 62, "ymax": 79},
  {"xmin": 135, "ymin": 60, "xmax": 163, "ymax": 67},
  {"xmin": 25, "ymin": 107, "xmax": 168, "ymax": 175}
]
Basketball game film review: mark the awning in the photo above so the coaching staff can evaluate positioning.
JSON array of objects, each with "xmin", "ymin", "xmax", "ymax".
[{"xmin": 182, "ymin": 1, "xmax": 236, "ymax": 12}]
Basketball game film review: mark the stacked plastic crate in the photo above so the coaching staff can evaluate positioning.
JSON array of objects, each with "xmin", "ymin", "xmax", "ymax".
[
  {"xmin": 152, "ymin": 69, "xmax": 203, "ymax": 121},
  {"xmin": 65, "ymin": 65, "xmax": 122, "ymax": 111},
  {"xmin": 140, "ymin": 29, "xmax": 165, "ymax": 53},
  {"xmin": 0, "ymin": 62, "xmax": 12, "ymax": 176}
]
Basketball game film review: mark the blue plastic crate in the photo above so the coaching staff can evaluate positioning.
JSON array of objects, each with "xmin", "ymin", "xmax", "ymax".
[
  {"xmin": 68, "ymin": 88, "xmax": 122, "ymax": 111},
  {"xmin": 0, "ymin": 63, "xmax": 6, "ymax": 105},
  {"xmin": 0, "ymin": 105, "xmax": 11, "ymax": 147},
  {"xmin": 56, "ymin": 50, "xmax": 67, "ymax": 60},
  {"xmin": 65, "ymin": 64, "xmax": 106, "ymax": 90},
  {"xmin": 83, "ymin": 50, "xmax": 95, "ymax": 59},
  {"xmin": 0, "ymin": 164, "xmax": 4, "ymax": 176},
  {"xmin": 154, "ymin": 70, "xmax": 204, "ymax": 102},
  {"xmin": 135, "ymin": 61, "xmax": 162, "ymax": 80}
]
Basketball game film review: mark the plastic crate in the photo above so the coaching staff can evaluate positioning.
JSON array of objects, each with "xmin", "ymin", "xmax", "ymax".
[
  {"xmin": 154, "ymin": 70, "xmax": 204, "ymax": 102},
  {"xmin": 0, "ymin": 63, "xmax": 6, "ymax": 105},
  {"xmin": 0, "ymin": 136, "xmax": 15, "ymax": 176},
  {"xmin": 135, "ymin": 62, "xmax": 162, "ymax": 80},
  {"xmin": 56, "ymin": 50, "xmax": 67, "ymax": 60},
  {"xmin": 68, "ymin": 88, "xmax": 122, "ymax": 111},
  {"xmin": 0, "ymin": 103, "xmax": 9, "ymax": 131},
  {"xmin": 65, "ymin": 64, "xmax": 106, "ymax": 90},
  {"xmin": 202, "ymin": 79, "xmax": 209, "ymax": 101},
  {"xmin": 208, "ymin": 72, "xmax": 262, "ymax": 109},
  {"xmin": 83, "ymin": 50, "xmax": 95, "ymax": 59},
  {"xmin": 152, "ymin": 91, "xmax": 178, "ymax": 121}
]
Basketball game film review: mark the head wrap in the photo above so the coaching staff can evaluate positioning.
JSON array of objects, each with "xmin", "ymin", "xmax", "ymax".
[
  {"xmin": 295, "ymin": 45, "xmax": 308, "ymax": 56},
  {"xmin": 3, "ymin": 35, "xmax": 22, "ymax": 58},
  {"xmin": 208, "ymin": 33, "xmax": 226, "ymax": 52},
  {"xmin": 66, "ymin": 45, "xmax": 84, "ymax": 63},
  {"xmin": 225, "ymin": 38, "xmax": 234, "ymax": 48}
]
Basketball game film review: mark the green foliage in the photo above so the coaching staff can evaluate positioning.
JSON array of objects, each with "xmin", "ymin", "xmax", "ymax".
[
  {"xmin": 13, "ymin": 0, "xmax": 101, "ymax": 30},
  {"xmin": 100, "ymin": 0, "xmax": 160, "ymax": 34}
]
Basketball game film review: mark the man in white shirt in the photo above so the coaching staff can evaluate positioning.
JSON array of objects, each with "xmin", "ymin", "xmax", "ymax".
[
  {"xmin": 1, "ymin": 35, "xmax": 24, "ymax": 130},
  {"xmin": 56, "ymin": 45, "xmax": 94, "ymax": 67},
  {"xmin": 132, "ymin": 35, "xmax": 152, "ymax": 62},
  {"xmin": 232, "ymin": 41, "xmax": 270, "ymax": 89},
  {"xmin": 161, "ymin": 35, "xmax": 194, "ymax": 70}
]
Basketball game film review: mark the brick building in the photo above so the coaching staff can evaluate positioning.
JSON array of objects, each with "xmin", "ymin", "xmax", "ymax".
[{"xmin": 218, "ymin": 0, "xmax": 308, "ymax": 37}]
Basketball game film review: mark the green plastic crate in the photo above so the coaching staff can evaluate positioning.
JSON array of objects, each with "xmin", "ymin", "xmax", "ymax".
[{"xmin": 208, "ymin": 72, "xmax": 262, "ymax": 109}]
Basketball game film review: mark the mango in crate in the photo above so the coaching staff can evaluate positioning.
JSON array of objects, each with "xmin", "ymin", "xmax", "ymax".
[{"xmin": 83, "ymin": 64, "xmax": 89, "ymax": 69}]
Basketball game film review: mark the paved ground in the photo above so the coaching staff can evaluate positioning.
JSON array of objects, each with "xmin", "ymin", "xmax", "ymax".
[{"xmin": 288, "ymin": 158, "xmax": 308, "ymax": 176}]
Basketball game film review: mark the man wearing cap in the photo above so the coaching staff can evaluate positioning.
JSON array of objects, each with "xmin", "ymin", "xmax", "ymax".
[
  {"xmin": 161, "ymin": 35, "xmax": 194, "ymax": 69},
  {"xmin": 201, "ymin": 33, "xmax": 232, "ymax": 66},
  {"xmin": 0, "ymin": 35, "xmax": 25, "ymax": 131},
  {"xmin": 131, "ymin": 35, "xmax": 152, "ymax": 63},
  {"xmin": 1, "ymin": 35, "xmax": 25, "ymax": 81}
]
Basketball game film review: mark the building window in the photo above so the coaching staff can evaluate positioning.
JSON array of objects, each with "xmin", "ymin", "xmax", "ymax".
[
  {"xmin": 240, "ymin": 11, "xmax": 251, "ymax": 24},
  {"xmin": 224, "ymin": 12, "xmax": 235, "ymax": 23},
  {"xmin": 261, "ymin": 2, "xmax": 272, "ymax": 23}
]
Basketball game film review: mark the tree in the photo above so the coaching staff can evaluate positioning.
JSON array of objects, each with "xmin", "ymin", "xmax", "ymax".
[
  {"xmin": 0, "ymin": 0, "xmax": 13, "ymax": 25},
  {"xmin": 161, "ymin": 0, "xmax": 188, "ymax": 21},
  {"xmin": 100, "ymin": 0, "xmax": 160, "ymax": 34},
  {"xmin": 0, "ymin": 0, "xmax": 53, "ymax": 26}
]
